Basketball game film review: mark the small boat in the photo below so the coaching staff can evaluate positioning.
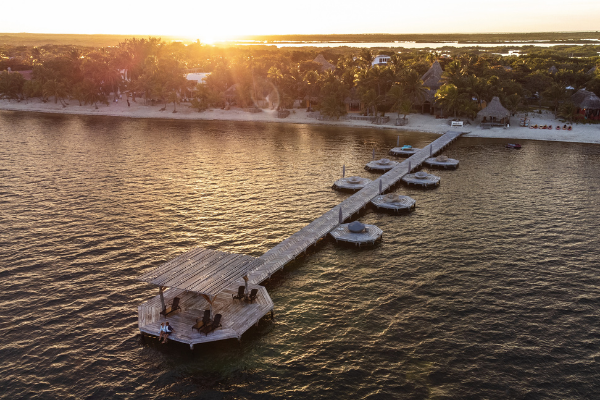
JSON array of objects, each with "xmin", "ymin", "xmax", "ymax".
[{"xmin": 506, "ymin": 143, "xmax": 522, "ymax": 149}]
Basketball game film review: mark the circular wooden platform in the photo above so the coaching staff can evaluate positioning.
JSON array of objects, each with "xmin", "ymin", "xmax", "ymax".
[
  {"xmin": 424, "ymin": 156, "xmax": 459, "ymax": 169},
  {"xmin": 401, "ymin": 171, "xmax": 440, "ymax": 188},
  {"xmin": 365, "ymin": 158, "xmax": 399, "ymax": 172},
  {"xmin": 389, "ymin": 147, "xmax": 421, "ymax": 157},
  {"xmin": 371, "ymin": 193, "xmax": 416, "ymax": 212},
  {"xmin": 330, "ymin": 223, "xmax": 383, "ymax": 246},
  {"xmin": 332, "ymin": 176, "xmax": 372, "ymax": 192}
]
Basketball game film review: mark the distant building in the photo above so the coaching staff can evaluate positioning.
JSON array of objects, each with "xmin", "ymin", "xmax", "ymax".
[
  {"xmin": 186, "ymin": 72, "xmax": 210, "ymax": 84},
  {"xmin": 371, "ymin": 55, "xmax": 391, "ymax": 67}
]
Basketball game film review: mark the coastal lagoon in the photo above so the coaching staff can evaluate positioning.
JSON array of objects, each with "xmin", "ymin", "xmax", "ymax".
[{"xmin": 1, "ymin": 111, "xmax": 600, "ymax": 398}]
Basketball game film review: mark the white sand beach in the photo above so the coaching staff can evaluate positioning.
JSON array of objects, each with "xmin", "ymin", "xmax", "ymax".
[{"xmin": 1, "ymin": 98, "xmax": 599, "ymax": 144}]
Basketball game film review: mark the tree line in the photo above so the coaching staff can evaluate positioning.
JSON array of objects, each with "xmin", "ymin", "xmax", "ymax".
[{"xmin": 1, "ymin": 38, "xmax": 599, "ymax": 120}]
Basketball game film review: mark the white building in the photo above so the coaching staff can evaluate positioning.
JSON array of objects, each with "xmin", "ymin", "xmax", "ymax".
[
  {"xmin": 371, "ymin": 55, "xmax": 391, "ymax": 66},
  {"xmin": 186, "ymin": 72, "xmax": 210, "ymax": 84}
]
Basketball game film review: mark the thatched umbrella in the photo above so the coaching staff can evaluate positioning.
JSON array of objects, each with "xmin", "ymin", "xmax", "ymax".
[{"xmin": 477, "ymin": 96, "xmax": 510, "ymax": 123}]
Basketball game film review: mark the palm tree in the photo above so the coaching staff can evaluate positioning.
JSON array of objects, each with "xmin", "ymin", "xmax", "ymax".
[
  {"xmin": 386, "ymin": 85, "xmax": 404, "ymax": 119},
  {"xmin": 543, "ymin": 83, "xmax": 566, "ymax": 115},
  {"xmin": 42, "ymin": 79, "xmax": 67, "ymax": 105},
  {"xmin": 360, "ymin": 88, "xmax": 379, "ymax": 117},
  {"xmin": 400, "ymin": 69, "xmax": 428, "ymax": 105},
  {"xmin": 435, "ymin": 83, "xmax": 467, "ymax": 118}
]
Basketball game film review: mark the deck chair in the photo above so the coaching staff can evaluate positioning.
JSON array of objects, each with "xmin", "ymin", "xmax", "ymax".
[
  {"xmin": 161, "ymin": 296, "xmax": 181, "ymax": 316},
  {"xmin": 192, "ymin": 310, "xmax": 212, "ymax": 332},
  {"xmin": 201, "ymin": 313, "xmax": 222, "ymax": 336},
  {"xmin": 246, "ymin": 288, "xmax": 258, "ymax": 303},
  {"xmin": 232, "ymin": 286, "xmax": 245, "ymax": 301}
]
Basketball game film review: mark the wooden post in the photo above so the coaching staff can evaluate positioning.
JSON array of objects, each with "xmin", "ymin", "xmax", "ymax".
[
  {"xmin": 339, "ymin": 207, "xmax": 343, "ymax": 224},
  {"xmin": 408, "ymin": 161, "xmax": 411, "ymax": 173},
  {"xmin": 379, "ymin": 179, "xmax": 382, "ymax": 194},
  {"xmin": 397, "ymin": 136, "xmax": 399, "ymax": 147},
  {"xmin": 430, "ymin": 145, "xmax": 433, "ymax": 157},
  {"xmin": 372, "ymin": 148, "xmax": 375, "ymax": 160},
  {"xmin": 243, "ymin": 275, "xmax": 249, "ymax": 297},
  {"xmin": 159, "ymin": 286, "xmax": 166, "ymax": 313},
  {"xmin": 342, "ymin": 164, "xmax": 345, "ymax": 178}
]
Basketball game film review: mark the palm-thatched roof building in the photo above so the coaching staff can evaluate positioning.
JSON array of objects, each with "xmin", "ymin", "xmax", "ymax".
[
  {"xmin": 477, "ymin": 96, "xmax": 510, "ymax": 126},
  {"xmin": 571, "ymin": 88, "xmax": 600, "ymax": 120},
  {"xmin": 344, "ymin": 87, "xmax": 363, "ymax": 113},
  {"xmin": 313, "ymin": 54, "xmax": 336, "ymax": 72},
  {"xmin": 419, "ymin": 61, "xmax": 444, "ymax": 114}
]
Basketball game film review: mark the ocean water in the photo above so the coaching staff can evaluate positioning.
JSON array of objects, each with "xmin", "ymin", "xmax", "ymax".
[{"xmin": 1, "ymin": 111, "xmax": 600, "ymax": 399}]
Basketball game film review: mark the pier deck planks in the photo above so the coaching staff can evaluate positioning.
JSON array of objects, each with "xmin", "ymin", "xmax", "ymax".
[{"xmin": 247, "ymin": 131, "xmax": 462, "ymax": 284}]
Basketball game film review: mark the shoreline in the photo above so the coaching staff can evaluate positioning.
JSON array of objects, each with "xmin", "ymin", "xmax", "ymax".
[{"xmin": 2, "ymin": 99, "xmax": 600, "ymax": 144}]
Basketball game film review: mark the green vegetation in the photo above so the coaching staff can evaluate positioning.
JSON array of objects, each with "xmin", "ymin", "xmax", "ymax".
[{"xmin": 1, "ymin": 36, "xmax": 599, "ymax": 120}]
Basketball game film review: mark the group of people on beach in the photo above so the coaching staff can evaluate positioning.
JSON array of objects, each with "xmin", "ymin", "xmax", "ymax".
[{"xmin": 159, "ymin": 322, "xmax": 174, "ymax": 343}]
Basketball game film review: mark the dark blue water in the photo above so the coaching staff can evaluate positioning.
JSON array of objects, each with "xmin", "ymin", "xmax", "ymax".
[{"xmin": 1, "ymin": 111, "xmax": 600, "ymax": 399}]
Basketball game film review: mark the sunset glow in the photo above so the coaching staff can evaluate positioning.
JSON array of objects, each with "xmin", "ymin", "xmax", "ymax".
[{"xmin": 2, "ymin": 0, "xmax": 600, "ymax": 37}]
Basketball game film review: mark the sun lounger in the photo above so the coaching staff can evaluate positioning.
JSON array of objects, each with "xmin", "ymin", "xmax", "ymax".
[
  {"xmin": 201, "ymin": 313, "xmax": 222, "ymax": 336},
  {"xmin": 246, "ymin": 288, "xmax": 259, "ymax": 303},
  {"xmin": 192, "ymin": 310, "xmax": 212, "ymax": 332},
  {"xmin": 160, "ymin": 297, "xmax": 181, "ymax": 316},
  {"xmin": 450, "ymin": 121, "xmax": 463, "ymax": 127},
  {"xmin": 232, "ymin": 285, "xmax": 245, "ymax": 301}
]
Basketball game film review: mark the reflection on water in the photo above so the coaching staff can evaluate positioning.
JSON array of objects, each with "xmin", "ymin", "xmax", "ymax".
[{"xmin": 1, "ymin": 111, "xmax": 600, "ymax": 398}]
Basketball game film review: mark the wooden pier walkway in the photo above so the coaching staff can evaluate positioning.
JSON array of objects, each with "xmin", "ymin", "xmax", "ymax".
[{"xmin": 246, "ymin": 131, "xmax": 463, "ymax": 284}]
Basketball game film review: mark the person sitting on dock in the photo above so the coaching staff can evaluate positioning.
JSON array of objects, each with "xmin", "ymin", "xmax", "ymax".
[
  {"xmin": 161, "ymin": 322, "xmax": 174, "ymax": 343},
  {"xmin": 158, "ymin": 322, "xmax": 166, "ymax": 342}
]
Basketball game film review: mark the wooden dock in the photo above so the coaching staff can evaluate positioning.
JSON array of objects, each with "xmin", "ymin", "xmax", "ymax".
[
  {"xmin": 138, "ymin": 283, "xmax": 273, "ymax": 348},
  {"xmin": 137, "ymin": 131, "xmax": 462, "ymax": 346},
  {"xmin": 246, "ymin": 131, "xmax": 463, "ymax": 284}
]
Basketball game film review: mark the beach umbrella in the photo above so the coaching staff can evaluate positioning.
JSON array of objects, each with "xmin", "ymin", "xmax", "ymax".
[
  {"xmin": 372, "ymin": 148, "xmax": 375, "ymax": 160},
  {"xmin": 339, "ymin": 207, "xmax": 343, "ymax": 224},
  {"xmin": 379, "ymin": 179, "xmax": 382, "ymax": 194},
  {"xmin": 343, "ymin": 164, "xmax": 345, "ymax": 178}
]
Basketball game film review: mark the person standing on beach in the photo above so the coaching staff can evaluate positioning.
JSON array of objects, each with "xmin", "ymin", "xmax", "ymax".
[{"xmin": 127, "ymin": 99, "xmax": 130, "ymax": 107}]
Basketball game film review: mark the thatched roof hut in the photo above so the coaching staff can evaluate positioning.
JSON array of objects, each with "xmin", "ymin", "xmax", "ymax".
[
  {"xmin": 313, "ymin": 54, "xmax": 336, "ymax": 72},
  {"xmin": 421, "ymin": 61, "xmax": 444, "ymax": 91},
  {"xmin": 477, "ymin": 96, "xmax": 510, "ymax": 119},
  {"xmin": 571, "ymin": 88, "xmax": 600, "ymax": 109}
]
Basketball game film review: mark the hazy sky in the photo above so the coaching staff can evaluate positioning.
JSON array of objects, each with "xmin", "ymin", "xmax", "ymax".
[{"xmin": 3, "ymin": 0, "xmax": 599, "ymax": 40}]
